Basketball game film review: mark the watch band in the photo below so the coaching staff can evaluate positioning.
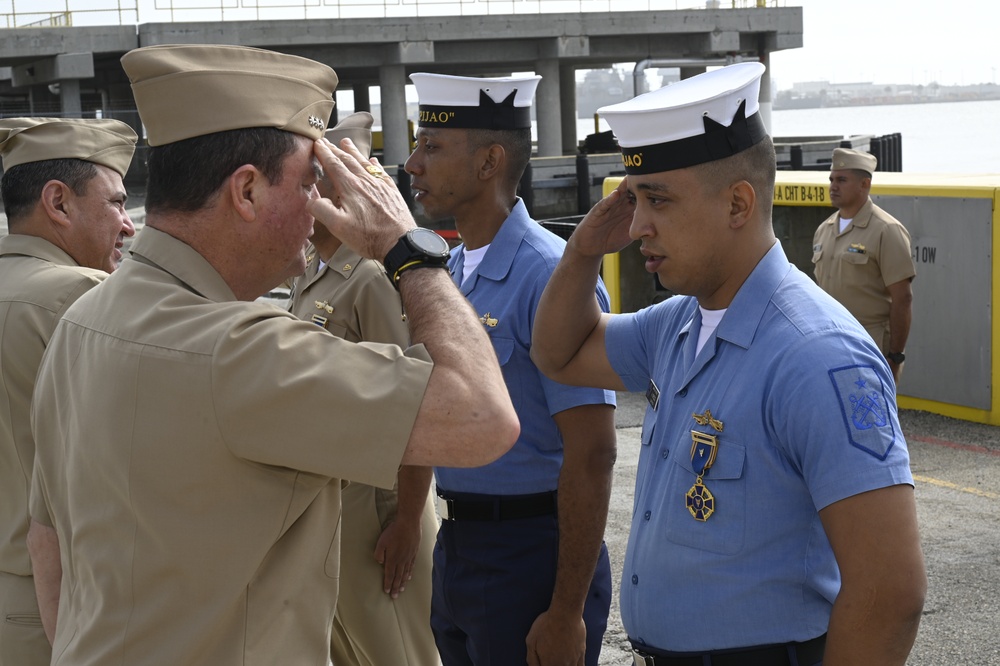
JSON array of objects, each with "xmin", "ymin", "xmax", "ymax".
[{"xmin": 391, "ymin": 258, "xmax": 448, "ymax": 289}]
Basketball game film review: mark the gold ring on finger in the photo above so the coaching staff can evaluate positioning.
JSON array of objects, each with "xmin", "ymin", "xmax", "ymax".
[{"xmin": 365, "ymin": 164, "xmax": 386, "ymax": 178}]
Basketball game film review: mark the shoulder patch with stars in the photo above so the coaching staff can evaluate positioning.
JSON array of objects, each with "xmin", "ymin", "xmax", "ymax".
[{"xmin": 828, "ymin": 364, "xmax": 896, "ymax": 460}]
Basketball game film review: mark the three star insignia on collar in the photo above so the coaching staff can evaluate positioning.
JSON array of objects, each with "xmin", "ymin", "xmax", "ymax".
[
  {"xmin": 479, "ymin": 312, "xmax": 498, "ymax": 328},
  {"xmin": 308, "ymin": 116, "xmax": 325, "ymax": 130}
]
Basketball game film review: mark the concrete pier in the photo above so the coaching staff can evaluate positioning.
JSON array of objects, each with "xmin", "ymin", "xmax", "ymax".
[{"xmin": 0, "ymin": 7, "xmax": 803, "ymax": 167}]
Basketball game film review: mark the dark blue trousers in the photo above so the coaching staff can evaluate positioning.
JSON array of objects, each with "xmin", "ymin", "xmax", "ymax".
[{"xmin": 430, "ymin": 512, "xmax": 612, "ymax": 666}]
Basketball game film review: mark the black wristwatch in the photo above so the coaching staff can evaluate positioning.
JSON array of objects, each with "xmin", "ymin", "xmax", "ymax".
[
  {"xmin": 886, "ymin": 351, "xmax": 906, "ymax": 364},
  {"xmin": 382, "ymin": 228, "xmax": 451, "ymax": 290}
]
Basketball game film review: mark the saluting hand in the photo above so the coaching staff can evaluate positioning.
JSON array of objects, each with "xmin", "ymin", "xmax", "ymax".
[
  {"xmin": 308, "ymin": 138, "xmax": 415, "ymax": 263},
  {"xmin": 569, "ymin": 177, "xmax": 635, "ymax": 259}
]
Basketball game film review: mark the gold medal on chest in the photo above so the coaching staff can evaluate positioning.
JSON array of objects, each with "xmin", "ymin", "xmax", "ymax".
[{"xmin": 687, "ymin": 410, "xmax": 723, "ymax": 522}]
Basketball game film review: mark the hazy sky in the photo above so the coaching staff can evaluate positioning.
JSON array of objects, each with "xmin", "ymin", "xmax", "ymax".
[{"xmin": 769, "ymin": 0, "xmax": 998, "ymax": 89}]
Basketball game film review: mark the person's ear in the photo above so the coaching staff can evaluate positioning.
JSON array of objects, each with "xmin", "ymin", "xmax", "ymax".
[
  {"xmin": 39, "ymin": 180, "xmax": 74, "ymax": 229},
  {"xmin": 729, "ymin": 180, "xmax": 756, "ymax": 230},
  {"xmin": 228, "ymin": 165, "xmax": 261, "ymax": 222},
  {"xmin": 479, "ymin": 144, "xmax": 505, "ymax": 181}
]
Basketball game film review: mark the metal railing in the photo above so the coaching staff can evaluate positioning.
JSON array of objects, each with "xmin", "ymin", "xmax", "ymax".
[{"xmin": 0, "ymin": 0, "xmax": 783, "ymax": 26}]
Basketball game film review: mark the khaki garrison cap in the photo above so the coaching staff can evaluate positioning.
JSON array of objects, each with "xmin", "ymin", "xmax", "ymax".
[
  {"xmin": 325, "ymin": 111, "xmax": 375, "ymax": 159},
  {"xmin": 831, "ymin": 147, "xmax": 877, "ymax": 175},
  {"xmin": 0, "ymin": 117, "xmax": 137, "ymax": 178},
  {"xmin": 121, "ymin": 44, "xmax": 338, "ymax": 147},
  {"xmin": 598, "ymin": 62, "xmax": 766, "ymax": 175},
  {"xmin": 410, "ymin": 72, "xmax": 541, "ymax": 130}
]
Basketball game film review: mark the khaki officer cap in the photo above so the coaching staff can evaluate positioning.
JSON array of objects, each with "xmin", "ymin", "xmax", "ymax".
[
  {"xmin": 0, "ymin": 117, "xmax": 137, "ymax": 178},
  {"xmin": 121, "ymin": 44, "xmax": 338, "ymax": 147},
  {"xmin": 325, "ymin": 111, "xmax": 375, "ymax": 158},
  {"xmin": 831, "ymin": 147, "xmax": 877, "ymax": 175}
]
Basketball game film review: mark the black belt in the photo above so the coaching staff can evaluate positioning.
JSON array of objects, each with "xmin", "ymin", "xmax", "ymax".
[
  {"xmin": 436, "ymin": 490, "xmax": 557, "ymax": 521},
  {"xmin": 632, "ymin": 634, "xmax": 826, "ymax": 666}
]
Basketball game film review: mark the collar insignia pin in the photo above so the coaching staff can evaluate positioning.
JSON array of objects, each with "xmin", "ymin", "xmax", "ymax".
[{"xmin": 308, "ymin": 116, "xmax": 325, "ymax": 130}]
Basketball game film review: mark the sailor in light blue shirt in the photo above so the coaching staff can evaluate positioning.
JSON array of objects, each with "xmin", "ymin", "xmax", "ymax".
[
  {"xmin": 406, "ymin": 72, "xmax": 617, "ymax": 666},
  {"xmin": 530, "ymin": 62, "xmax": 926, "ymax": 665},
  {"xmin": 607, "ymin": 240, "xmax": 912, "ymax": 651},
  {"xmin": 437, "ymin": 199, "xmax": 616, "ymax": 495}
]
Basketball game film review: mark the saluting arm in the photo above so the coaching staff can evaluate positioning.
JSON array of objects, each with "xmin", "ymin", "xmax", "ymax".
[
  {"xmin": 308, "ymin": 138, "xmax": 518, "ymax": 469},
  {"xmin": 531, "ymin": 181, "xmax": 634, "ymax": 391}
]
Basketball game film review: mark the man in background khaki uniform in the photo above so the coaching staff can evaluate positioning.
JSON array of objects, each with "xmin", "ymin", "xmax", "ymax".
[
  {"xmin": 289, "ymin": 112, "xmax": 439, "ymax": 666},
  {"xmin": 27, "ymin": 44, "xmax": 517, "ymax": 666},
  {"xmin": 812, "ymin": 148, "xmax": 915, "ymax": 381},
  {"xmin": 0, "ymin": 117, "xmax": 136, "ymax": 666}
]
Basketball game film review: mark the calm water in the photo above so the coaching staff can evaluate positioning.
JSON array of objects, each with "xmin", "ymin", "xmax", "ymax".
[{"xmin": 576, "ymin": 99, "xmax": 1000, "ymax": 175}]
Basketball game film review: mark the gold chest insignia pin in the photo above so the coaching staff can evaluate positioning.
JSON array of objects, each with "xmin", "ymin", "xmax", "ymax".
[
  {"xmin": 479, "ymin": 312, "xmax": 498, "ymax": 328},
  {"xmin": 314, "ymin": 300, "xmax": 334, "ymax": 314},
  {"xmin": 687, "ymin": 409, "xmax": 723, "ymax": 522}
]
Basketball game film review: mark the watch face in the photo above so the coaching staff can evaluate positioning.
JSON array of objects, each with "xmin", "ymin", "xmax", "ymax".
[{"xmin": 410, "ymin": 227, "xmax": 451, "ymax": 257}]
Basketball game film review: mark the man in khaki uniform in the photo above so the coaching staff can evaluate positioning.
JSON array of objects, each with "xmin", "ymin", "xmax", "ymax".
[
  {"xmin": 27, "ymin": 44, "xmax": 517, "ymax": 666},
  {"xmin": 812, "ymin": 148, "xmax": 915, "ymax": 381},
  {"xmin": 289, "ymin": 112, "xmax": 439, "ymax": 666},
  {"xmin": 0, "ymin": 117, "xmax": 136, "ymax": 666}
]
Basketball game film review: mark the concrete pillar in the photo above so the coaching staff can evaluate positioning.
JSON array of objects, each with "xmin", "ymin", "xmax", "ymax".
[
  {"xmin": 378, "ymin": 65, "xmax": 409, "ymax": 168},
  {"xmin": 59, "ymin": 79, "xmax": 82, "ymax": 117},
  {"xmin": 559, "ymin": 63, "xmax": 578, "ymax": 154},
  {"xmin": 535, "ymin": 58, "xmax": 561, "ymax": 157},
  {"xmin": 354, "ymin": 84, "xmax": 371, "ymax": 113},
  {"xmin": 679, "ymin": 66, "xmax": 707, "ymax": 81},
  {"xmin": 757, "ymin": 50, "xmax": 772, "ymax": 135}
]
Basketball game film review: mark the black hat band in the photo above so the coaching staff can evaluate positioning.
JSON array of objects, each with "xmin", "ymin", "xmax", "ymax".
[
  {"xmin": 417, "ymin": 89, "xmax": 531, "ymax": 130},
  {"xmin": 620, "ymin": 101, "xmax": 766, "ymax": 175}
]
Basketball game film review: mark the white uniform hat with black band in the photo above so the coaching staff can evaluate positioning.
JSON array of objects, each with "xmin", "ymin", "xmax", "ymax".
[{"xmin": 598, "ymin": 62, "xmax": 767, "ymax": 175}]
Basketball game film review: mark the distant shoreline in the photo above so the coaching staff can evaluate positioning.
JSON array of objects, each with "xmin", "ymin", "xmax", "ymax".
[{"xmin": 774, "ymin": 89, "xmax": 1000, "ymax": 111}]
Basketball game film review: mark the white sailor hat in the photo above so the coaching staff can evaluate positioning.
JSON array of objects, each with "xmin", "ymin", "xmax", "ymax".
[
  {"xmin": 410, "ymin": 72, "xmax": 541, "ymax": 130},
  {"xmin": 598, "ymin": 62, "xmax": 766, "ymax": 175}
]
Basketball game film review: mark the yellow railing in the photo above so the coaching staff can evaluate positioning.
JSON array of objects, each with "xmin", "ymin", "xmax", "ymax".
[{"xmin": 0, "ymin": 0, "xmax": 784, "ymax": 26}]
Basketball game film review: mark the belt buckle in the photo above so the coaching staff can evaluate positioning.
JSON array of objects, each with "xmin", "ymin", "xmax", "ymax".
[
  {"xmin": 436, "ymin": 495, "xmax": 455, "ymax": 521},
  {"xmin": 632, "ymin": 650, "xmax": 655, "ymax": 666}
]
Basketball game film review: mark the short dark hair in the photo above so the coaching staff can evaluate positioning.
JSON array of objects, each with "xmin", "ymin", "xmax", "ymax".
[
  {"xmin": 691, "ymin": 136, "xmax": 777, "ymax": 219},
  {"xmin": 1, "ymin": 158, "xmax": 98, "ymax": 225},
  {"xmin": 466, "ymin": 127, "xmax": 532, "ymax": 189},
  {"xmin": 145, "ymin": 127, "xmax": 298, "ymax": 214}
]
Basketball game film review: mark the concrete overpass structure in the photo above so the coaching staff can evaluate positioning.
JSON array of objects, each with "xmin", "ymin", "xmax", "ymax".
[{"xmin": 0, "ymin": 7, "xmax": 802, "ymax": 168}]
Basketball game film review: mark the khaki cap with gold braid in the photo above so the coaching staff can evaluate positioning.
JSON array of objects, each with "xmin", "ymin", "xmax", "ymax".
[
  {"xmin": 121, "ymin": 44, "xmax": 338, "ymax": 147},
  {"xmin": 0, "ymin": 117, "xmax": 137, "ymax": 178}
]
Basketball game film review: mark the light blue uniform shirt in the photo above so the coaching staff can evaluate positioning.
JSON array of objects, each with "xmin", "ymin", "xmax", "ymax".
[
  {"xmin": 435, "ymin": 199, "xmax": 616, "ymax": 495},
  {"xmin": 606, "ymin": 242, "xmax": 913, "ymax": 652}
]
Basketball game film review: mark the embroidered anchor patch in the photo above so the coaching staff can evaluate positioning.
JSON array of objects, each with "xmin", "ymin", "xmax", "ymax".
[{"xmin": 829, "ymin": 365, "xmax": 896, "ymax": 460}]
